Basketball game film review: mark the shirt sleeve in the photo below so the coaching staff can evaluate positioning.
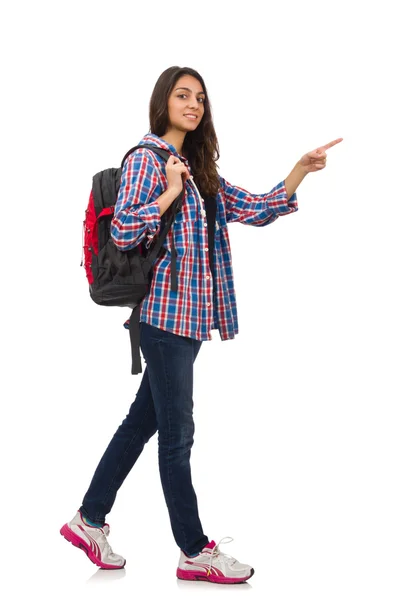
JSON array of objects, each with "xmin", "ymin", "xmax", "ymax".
[
  {"xmin": 220, "ymin": 175, "xmax": 298, "ymax": 227},
  {"xmin": 111, "ymin": 149, "xmax": 163, "ymax": 251}
]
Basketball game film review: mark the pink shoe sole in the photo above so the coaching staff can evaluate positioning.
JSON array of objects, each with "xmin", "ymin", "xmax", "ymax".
[
  {"xmin": 177, "ymin": 567, "xmax": 254, "ymax": 584},
  {"xmin": 60, "ymin": 524, "xmax": 125, "ymax": 570}
]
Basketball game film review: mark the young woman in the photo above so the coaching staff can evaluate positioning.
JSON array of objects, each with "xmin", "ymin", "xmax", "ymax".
[{"xmin": 61, "ymin": 66, "xmax": 342, "ymax": 584}]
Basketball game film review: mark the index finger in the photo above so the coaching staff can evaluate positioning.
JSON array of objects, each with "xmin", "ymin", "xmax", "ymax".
[{"xmin": 323, "ymin": 138, "xmax": 344, "ymax": 150}]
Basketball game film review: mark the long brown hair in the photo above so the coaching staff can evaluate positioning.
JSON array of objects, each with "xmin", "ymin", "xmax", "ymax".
[{"xmin": 149, "ymin": 66, "xmax": 220, "ymax": 198}]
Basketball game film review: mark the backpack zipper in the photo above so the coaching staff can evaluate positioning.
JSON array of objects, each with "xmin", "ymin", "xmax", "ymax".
[{"xmin": 80, "ymin": 220, "xmax": 85, "ymax": 266}]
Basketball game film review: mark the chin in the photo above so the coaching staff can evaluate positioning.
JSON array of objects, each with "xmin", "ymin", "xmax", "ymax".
[{"xmin": 183, "ymin": 121, "xmax": 200, "ymax": 131}]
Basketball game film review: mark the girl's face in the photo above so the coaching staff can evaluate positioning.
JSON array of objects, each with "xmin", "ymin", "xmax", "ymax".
[{"xmin": 166, "ymin": 75, "xmax": 205, "ymax": 134}]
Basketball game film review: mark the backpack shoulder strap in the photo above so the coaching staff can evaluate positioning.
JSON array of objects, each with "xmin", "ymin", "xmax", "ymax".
[{"xmin": 121, "ymin": 144, "xmax": 171, "ymax": 169}]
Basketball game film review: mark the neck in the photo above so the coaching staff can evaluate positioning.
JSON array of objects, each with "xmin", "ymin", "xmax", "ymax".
[{"xmin": 160, "ymin": 130, "xmax": 186, "ymax": 156}]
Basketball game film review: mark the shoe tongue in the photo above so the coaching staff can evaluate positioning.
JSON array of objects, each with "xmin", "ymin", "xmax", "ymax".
[{"xmin": 205, "ymin": 540, "xmax": 216, "ymax": 550}]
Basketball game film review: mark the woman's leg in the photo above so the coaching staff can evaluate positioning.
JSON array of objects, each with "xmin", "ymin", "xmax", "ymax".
[
  {"xmin": 80, "ymin": 364, "xmax": 158, "ymax": 525},
  {"xmin": 140, "ymin": 321, "xmax": 209, "ymax": 556}
]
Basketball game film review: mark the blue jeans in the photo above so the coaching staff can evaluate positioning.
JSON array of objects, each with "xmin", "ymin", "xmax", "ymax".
[{"xmin": 80, "ymin": 321, "xmax": 209, "ymax": 556}]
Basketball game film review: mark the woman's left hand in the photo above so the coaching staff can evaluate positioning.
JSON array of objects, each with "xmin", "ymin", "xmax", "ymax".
[{"xmin": 299, "ymin": 138, "xmax": 343, "ymax": 174}]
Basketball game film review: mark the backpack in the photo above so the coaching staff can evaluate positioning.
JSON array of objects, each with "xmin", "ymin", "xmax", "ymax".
[{"xmin": 81, "ymin": 144, "xmax": 185, "ymax": 374}]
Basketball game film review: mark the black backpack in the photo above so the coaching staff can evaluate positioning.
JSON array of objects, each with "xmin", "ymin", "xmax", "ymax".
[{"xmin": 82, "ymin": 144, "xmax": 185, "ymax": 374}]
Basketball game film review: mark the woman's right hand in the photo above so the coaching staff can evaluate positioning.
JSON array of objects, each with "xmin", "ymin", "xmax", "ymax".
[{"xmin": 165, "ymin": 155, "xmax": 190, "ymax": 196}]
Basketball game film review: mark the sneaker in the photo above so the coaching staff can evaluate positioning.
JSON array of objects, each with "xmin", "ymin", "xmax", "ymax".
[
  {"xmin": 60, "ymin": 510, "xmax": 126, "ymax": 569},
  {"xmin": 177, "ymin": 537, "xmax": 254, "ymax": 584}
]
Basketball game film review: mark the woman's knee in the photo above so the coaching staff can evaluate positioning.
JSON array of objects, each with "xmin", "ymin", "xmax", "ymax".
[{"xmin": 158, "ymin": 419, "xmax": 195, "ymax": 455}]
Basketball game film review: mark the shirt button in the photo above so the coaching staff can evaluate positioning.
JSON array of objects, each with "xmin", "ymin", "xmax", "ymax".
[
  {"xmin": 204, "ymin": 222, "xmax": 207, "ymax": 227},
  {"xmin": 207, "ymin": 303, "xmax": 211, "ymax": 307},
  {"xmin": 206, "ymin": 275, "xmax": 210, "ymax": 280},
  {"xmin": 204, "ymin": 247, "xmax": 208, "ymax": 252}
]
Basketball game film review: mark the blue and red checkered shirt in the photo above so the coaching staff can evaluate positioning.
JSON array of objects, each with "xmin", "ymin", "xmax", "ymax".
[{"xmin": 111, "ymin": 133, "xmax": 298, "ymax": 341}]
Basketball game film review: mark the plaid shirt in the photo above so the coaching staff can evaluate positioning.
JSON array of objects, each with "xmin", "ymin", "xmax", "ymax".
[{"xmin": 111, "ymin": 133, "xmax": 298, "ymax": 341}]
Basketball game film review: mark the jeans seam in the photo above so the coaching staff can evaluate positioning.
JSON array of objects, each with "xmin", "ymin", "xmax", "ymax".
[{"xmin": 158, "ymin": 338, "xmax": 189, "ymax": 552}]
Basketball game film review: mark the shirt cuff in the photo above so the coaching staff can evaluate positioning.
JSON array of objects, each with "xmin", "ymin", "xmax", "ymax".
[
  {"xmin": 267, "ymin": 180, "xmax": 298, "ymax": 214},
  {"xmin": 136, "ymin": 200, "xmax": 161, "ymax": 248}
]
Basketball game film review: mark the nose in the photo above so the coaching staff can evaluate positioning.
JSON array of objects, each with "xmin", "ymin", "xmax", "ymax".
[{"xmin": 187, "ymin": 98, "xmax": 200, "ymax": 110}]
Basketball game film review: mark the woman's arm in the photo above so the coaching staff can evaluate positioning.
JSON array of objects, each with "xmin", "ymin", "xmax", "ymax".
[
  {"xmin": 221, "ymin": 137, "xmax": 342, "ymax": 227},
  {"xmin": 220, "ymin": 175, "xmax": 298, "ymax": 227},
  {"xmin": 111, "ymin": 149, "xmax": 179, "ymax": 251},
  {"xmin": 284, "ymin": 162, "xmax": 308, "ymax": 200},
  {"xmin": 111, "ymin": 149, "xmax": 161, "ymax": 251}
]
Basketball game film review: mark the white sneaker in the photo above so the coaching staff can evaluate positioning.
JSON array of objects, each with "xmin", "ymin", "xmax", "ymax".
[
  {"xmin": 177, "ymin": 537, "xmax": 254, "ymax": 584},
  {"xmin": 60, "ymin": 510, "xmax": 126, "ymax": 569}
]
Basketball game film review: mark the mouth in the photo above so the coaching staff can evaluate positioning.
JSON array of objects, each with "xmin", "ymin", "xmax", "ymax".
[{"xmin": 184, "ymin": 114, "xmax": 198, "ymax": 121}]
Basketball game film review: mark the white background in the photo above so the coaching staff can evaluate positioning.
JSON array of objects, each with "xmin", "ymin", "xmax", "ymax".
[{"xmin": 2, "ymin": 0, "xmax": 396, "ymax": 598}]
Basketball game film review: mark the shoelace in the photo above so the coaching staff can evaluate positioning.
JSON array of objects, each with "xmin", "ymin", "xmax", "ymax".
[
  {"xmin": 208, "ymin": 536, "xmax": 236, "ymax": 575},
  {"xmin": 98, "ymin": 526, "xmax": 115, "ymax": 555}
]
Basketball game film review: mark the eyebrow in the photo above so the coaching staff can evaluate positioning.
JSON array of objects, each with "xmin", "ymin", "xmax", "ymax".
[{"xmin": 175, "ymin": 87, "xmax": 206, "ymax": 96}]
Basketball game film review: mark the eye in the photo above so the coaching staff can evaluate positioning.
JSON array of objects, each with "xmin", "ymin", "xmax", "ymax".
[{"xmin": 177, "ymin": 94, "xmax": 205, "ymax": 103}]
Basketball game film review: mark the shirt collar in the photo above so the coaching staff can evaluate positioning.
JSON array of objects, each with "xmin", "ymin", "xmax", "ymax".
[{"xmin": 139, "ymin": 133, "xmax": 189, "ymax": 165}]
